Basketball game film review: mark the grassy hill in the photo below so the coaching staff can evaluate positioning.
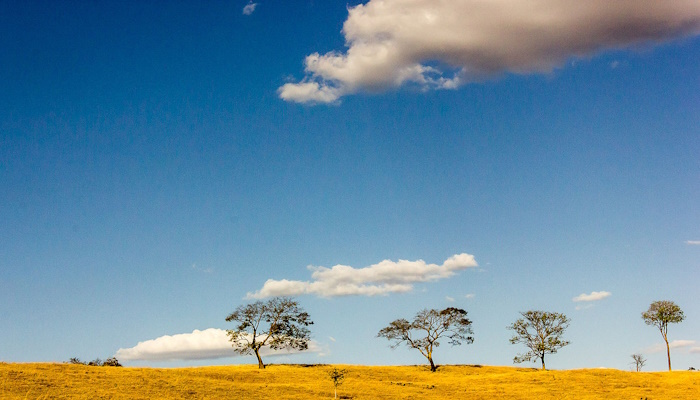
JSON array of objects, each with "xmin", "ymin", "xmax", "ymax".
[{"xmin": 1, "ymin": 362, "xmax": 698, "ymax": 399}]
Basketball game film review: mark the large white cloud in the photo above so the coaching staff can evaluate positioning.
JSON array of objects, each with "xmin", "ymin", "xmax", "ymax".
[
  {"xmin": 279, "ymin": 0, "xmax": 700, "ymax": 103},
  {"xmin": 572, "ymin": 291, "xmax": 611, "ymax": 302},
  {"xmin": 115, "ymin": 328, "xmax": 321, "ymax": 361},
  {"xmin": 247, "ymin": 253, "xmax": 478, "ymax": 298}
]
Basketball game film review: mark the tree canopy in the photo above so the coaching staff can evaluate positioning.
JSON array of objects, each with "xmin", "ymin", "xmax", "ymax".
[
  {"xmin": 377, "ymin": 307, "xmax": 474, "ymax": 372},
  {"xmin": 225, "ymin": 297, "xmax": 313, "ymax": 369},
  {"xmin": 642, "ymin": 300, "xmax": 685, "ymax": 371},
  {"xmin": 508, "ymin": 310, "xmax": 570, "ymax": 370}
]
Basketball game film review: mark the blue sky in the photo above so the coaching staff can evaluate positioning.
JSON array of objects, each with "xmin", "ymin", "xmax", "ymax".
[{"xmin": 1, "ymin": 1, "xmax": 699, "ymax": 371}]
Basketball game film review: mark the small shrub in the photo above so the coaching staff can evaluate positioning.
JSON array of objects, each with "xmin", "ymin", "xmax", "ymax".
[
  {"xmin": 103, "ymin": 357, "xmax": 122, "ymax": 367},
  {"xmin": 67, "ymin": 357, "xmax": 86, "ymax": 365}
]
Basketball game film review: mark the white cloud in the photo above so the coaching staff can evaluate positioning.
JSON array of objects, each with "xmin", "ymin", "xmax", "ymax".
[
  {"xmin": 686, "ymin": 240, "xmax": 700, "ymax": 245},
  {"xmin": 115, "ymin": 328, "xmax": 320, "ymax": 361},
  {"xmin": 247, "ymin": 253, "xmax": 478, "ymax": 298},
  {"xmin": 279, "ymin": 0, "xmax": 700, "ymax": 103},
  {"xmin": 464, "ymin": 294, "xmax": 475, "ymax": 299},
  {"xmin": 572, "ymin": 291, "xmax": 611, "ymax": 302},
  {"xmin": 446, "ymin": 296, "xmax": 455, "ymax": 302},
  {"xmin": 690, "ymin": 347, "xmax": 700, "ymax": 354},
  {"xmin": 242, "ymin": 2, "xmax": 258, "ymax": 16},
  {"xmin": 645, "ymin": 340, "xmax": 696, "ymax": 354}
]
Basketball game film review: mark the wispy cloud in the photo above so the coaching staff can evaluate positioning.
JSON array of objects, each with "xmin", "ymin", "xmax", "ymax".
[
  {"xmin": 464, "ymin": 294, "xmax": 475, "ymax": 299},
  {"xmin": 191, "ymin": 264, "xmax": 213, "ymax": 274},
  {"xmin": 572, "ymin": 291, "xmax": 611, "ymax": 302},
  {"xmin": 115, "ymin": 328, "xmax": 320, "ymax": 361},
  {"xmin": 645, "ymin": 340, "xmax": 696, "ymax": 354},
  {"xmin": 279, "ymin": 0, "xmax": 700, "ymax": 104},
  {"xmin": 685, "ymin": 240, "xmax": 700, "ymax": 245},
  {"xmin": 242, "ymin": 2, "xmax": 258, "ymax": 16},
  {"xmin": 446, "ymin": 296, "xmax": 455, "ymax": 302},
  {"xmin": 247, "ymin": 253, "xmax": 478, "ymax": 298},
  {"xmin": 690, "ymin": 347, "xmax": 700, "ymax": 354}
]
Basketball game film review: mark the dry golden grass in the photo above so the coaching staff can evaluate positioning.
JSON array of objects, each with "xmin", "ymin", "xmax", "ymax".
[{"xmin": 1, "ymin": 362, "xmax": 698, "ymax": 399}]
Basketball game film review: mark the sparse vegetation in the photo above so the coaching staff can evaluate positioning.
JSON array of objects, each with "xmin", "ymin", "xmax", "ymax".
[
  {"xmin": 630, "ymin": 353, "xmax": 646, "ymax": 372},
  {"xmin": 225, "ymin": 297, "xmax": 313, "ymax": 369},
  {"xmin": 377, "ymin": 307, "xmax": 474, "ymax": 372},
  {"xmin": 642, "ymin": 300, "xmax": 685, "ymax": 371},
  {"xmin": 508, "ymin": 310, "xmax": 570, "ymax": 370},
  {"xmin": 327, "ymin": 367, "xmax": 348, "ymax": 399},
  {"xmin": 66, "ymin": 357, "xmax": 121, "ymax": 367}
]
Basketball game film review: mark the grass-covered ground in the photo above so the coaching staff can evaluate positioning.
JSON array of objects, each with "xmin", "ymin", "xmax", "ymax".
[{"xmin": 1, "ymin": 362, "xmax": 698, "ymax": 399}]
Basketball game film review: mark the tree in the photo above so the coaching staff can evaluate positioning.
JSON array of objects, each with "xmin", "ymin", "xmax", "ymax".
[
  {"xmin": 225, "ymin": 297, "xmax": 313, "ymax": 369},
  {"xmin": 630, "ymin": 353, "xmax": 646, "ymax": 372},
  {"xmin": 642, "ymin": 300, "xmax": 685, "ymax": 371},
  {"xmin": 508, "ymin": 310, "xmax": 570, "ymax": 370},
  {"xmin": 377, "ymin": 307, "xmax": 474, "ymax": 372},
  {"xmin": 327, "ymin": 368, "xmax": 347, "ymax": 399}
]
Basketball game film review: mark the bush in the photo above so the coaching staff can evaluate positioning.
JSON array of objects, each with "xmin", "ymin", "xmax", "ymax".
[
  {"xmin": 68, "ymin": 357, "xmax": 121, "ymax": 367},
  {"xmin": 103, "ymin": 357, "xmax": 122, "ymax": 367}
]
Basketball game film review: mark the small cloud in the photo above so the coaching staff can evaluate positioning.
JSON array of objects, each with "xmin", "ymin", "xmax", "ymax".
[
  {"xmin": 610, "ymin": 60, "xmax": 620, "ymax": 69},
  {"xmin": 328, "ymin": 336, "xmax": 336, "ymax": 342},
  {"xmin": 685, "ymin": 240, "xmax": 700, "ymax": 245},
  {"xmin": 242, "ymin": 2, "xmax": 258, "ymax": 15},
  {"xmin": 572, "ymin": 291, "xmax": 611, "ymax": 302},
  {"xmin": 247, "ymin": 253, "xmax": 478, "ymax": 298},
  {"xmin": 575, "ymin": 304, "xmax": 594, "ymax": 311},
  {"xmin": 446, "ymin": 296, "xmax": 455, "ymax": 302},
  {"xmin": 191, "ymin": 264, "xmax": 213, "ymax": 274},
  {"xmin": 690, "ymin": 347, "xmax": 700, "ymax": 354},
  {"xmin": 645, "ymin": 340, "xmax": 696, "ymax": 354},
  {"xmin": 115, "ymin": 328, "xmax": 320, "ymax": 361},
  {"xmin": 464, "ymin": 294, "xmax": 475, "ymax": 299}
]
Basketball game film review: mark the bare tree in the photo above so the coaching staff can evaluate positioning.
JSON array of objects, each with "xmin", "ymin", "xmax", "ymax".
[
  {"xmin": 630, "ymin": 353, "xmax": 646, "ymax": 372},
  {"xmin": 377, "ymin": 307, "xmax": 474, "ymax": 372},
  {"xmin": 225, "ymin": 297, "xmax": 313, "ymax": 369},
  {"xmin": 642, "ymin": 300, "xmax": 685, "ymax": 371},
  {"xmin": 508, "ymin": 310, "xmax": 570, "ymax": 370}
]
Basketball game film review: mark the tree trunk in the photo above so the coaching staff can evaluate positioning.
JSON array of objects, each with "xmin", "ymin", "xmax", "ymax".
[
  {"xmin": 255, "ymin": 349, "xmax": 265, "ymax": 369},
  {"xmin": 429, "ymin": 356, "xmax": 437, "ymax": 372},
  {"xmin": 541, "ymin": 355, "xmax": 546, "ymax": 371},
  {"xmin": 664, "ymin": 335, "xmax": 671, "ymax": 371}
]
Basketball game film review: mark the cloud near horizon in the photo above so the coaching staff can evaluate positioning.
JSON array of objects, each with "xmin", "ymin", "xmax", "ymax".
[
  {"xmin": 686, "ymin": 240, "xmax": 700, "ymax": 245},
  {"xmin": 279, "ymin": 0, "xmax": 700, "ymax": 104},
  {"xmin": 247, "ymin": 253, "xmax": 478, "ymax": 298},
  {"xmin": 572, "ymin": 291, "xmax": 611, "ymax": 302},
  {"xmin": 115, "ymin": 328, "xmax": 321, "ymax": 361},
  {"xmin": 645, "ymin": 340, "xmax": 696, "ymax": 354}
]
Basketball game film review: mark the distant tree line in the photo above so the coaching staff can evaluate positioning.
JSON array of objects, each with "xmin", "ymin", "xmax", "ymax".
[
  {"xmin": 67, "ymin": 357, "xmax": 122, "ymax": 367},
  {"xmin": 224, "ymin": 297, "xmax": 686, "ymax": 372}
]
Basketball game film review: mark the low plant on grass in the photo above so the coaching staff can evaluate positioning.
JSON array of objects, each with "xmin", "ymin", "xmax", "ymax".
[{"xmin": 328, "ymin": 367, "xmax": 348, "ymax": 399}]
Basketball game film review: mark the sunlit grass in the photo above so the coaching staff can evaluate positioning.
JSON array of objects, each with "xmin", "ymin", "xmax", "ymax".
[{"xmin": 1, "ymin": 362, "xmax": 698, "ymax": 399}]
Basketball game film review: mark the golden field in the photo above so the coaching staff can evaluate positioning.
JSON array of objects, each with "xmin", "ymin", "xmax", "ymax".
[{"xmin": 1, "ymin": 362, "xmax": 698, "ymax": 399}]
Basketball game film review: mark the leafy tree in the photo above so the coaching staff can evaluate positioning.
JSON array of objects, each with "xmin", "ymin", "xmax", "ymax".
[
  {"xmin": 630, "ymin": 353, "xmax": 646, "ymax": 372},
  {"xmin": 642, "ymin": 300, "xmax": 685, "ymax": 371},
  {"xmin": 327, "ymin": 367, "xmax": 348, "ymax": 399},
  {"xmin": 225, "ymin": 297, "xmax": 313, "ymax": 369},
  {"xmin": 508, "ymin": 310, "xmax": 570, "ymax": 370},
  {"xmin": 377, "ymin": 307, "xmax": 474, "ymax": 372}
]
